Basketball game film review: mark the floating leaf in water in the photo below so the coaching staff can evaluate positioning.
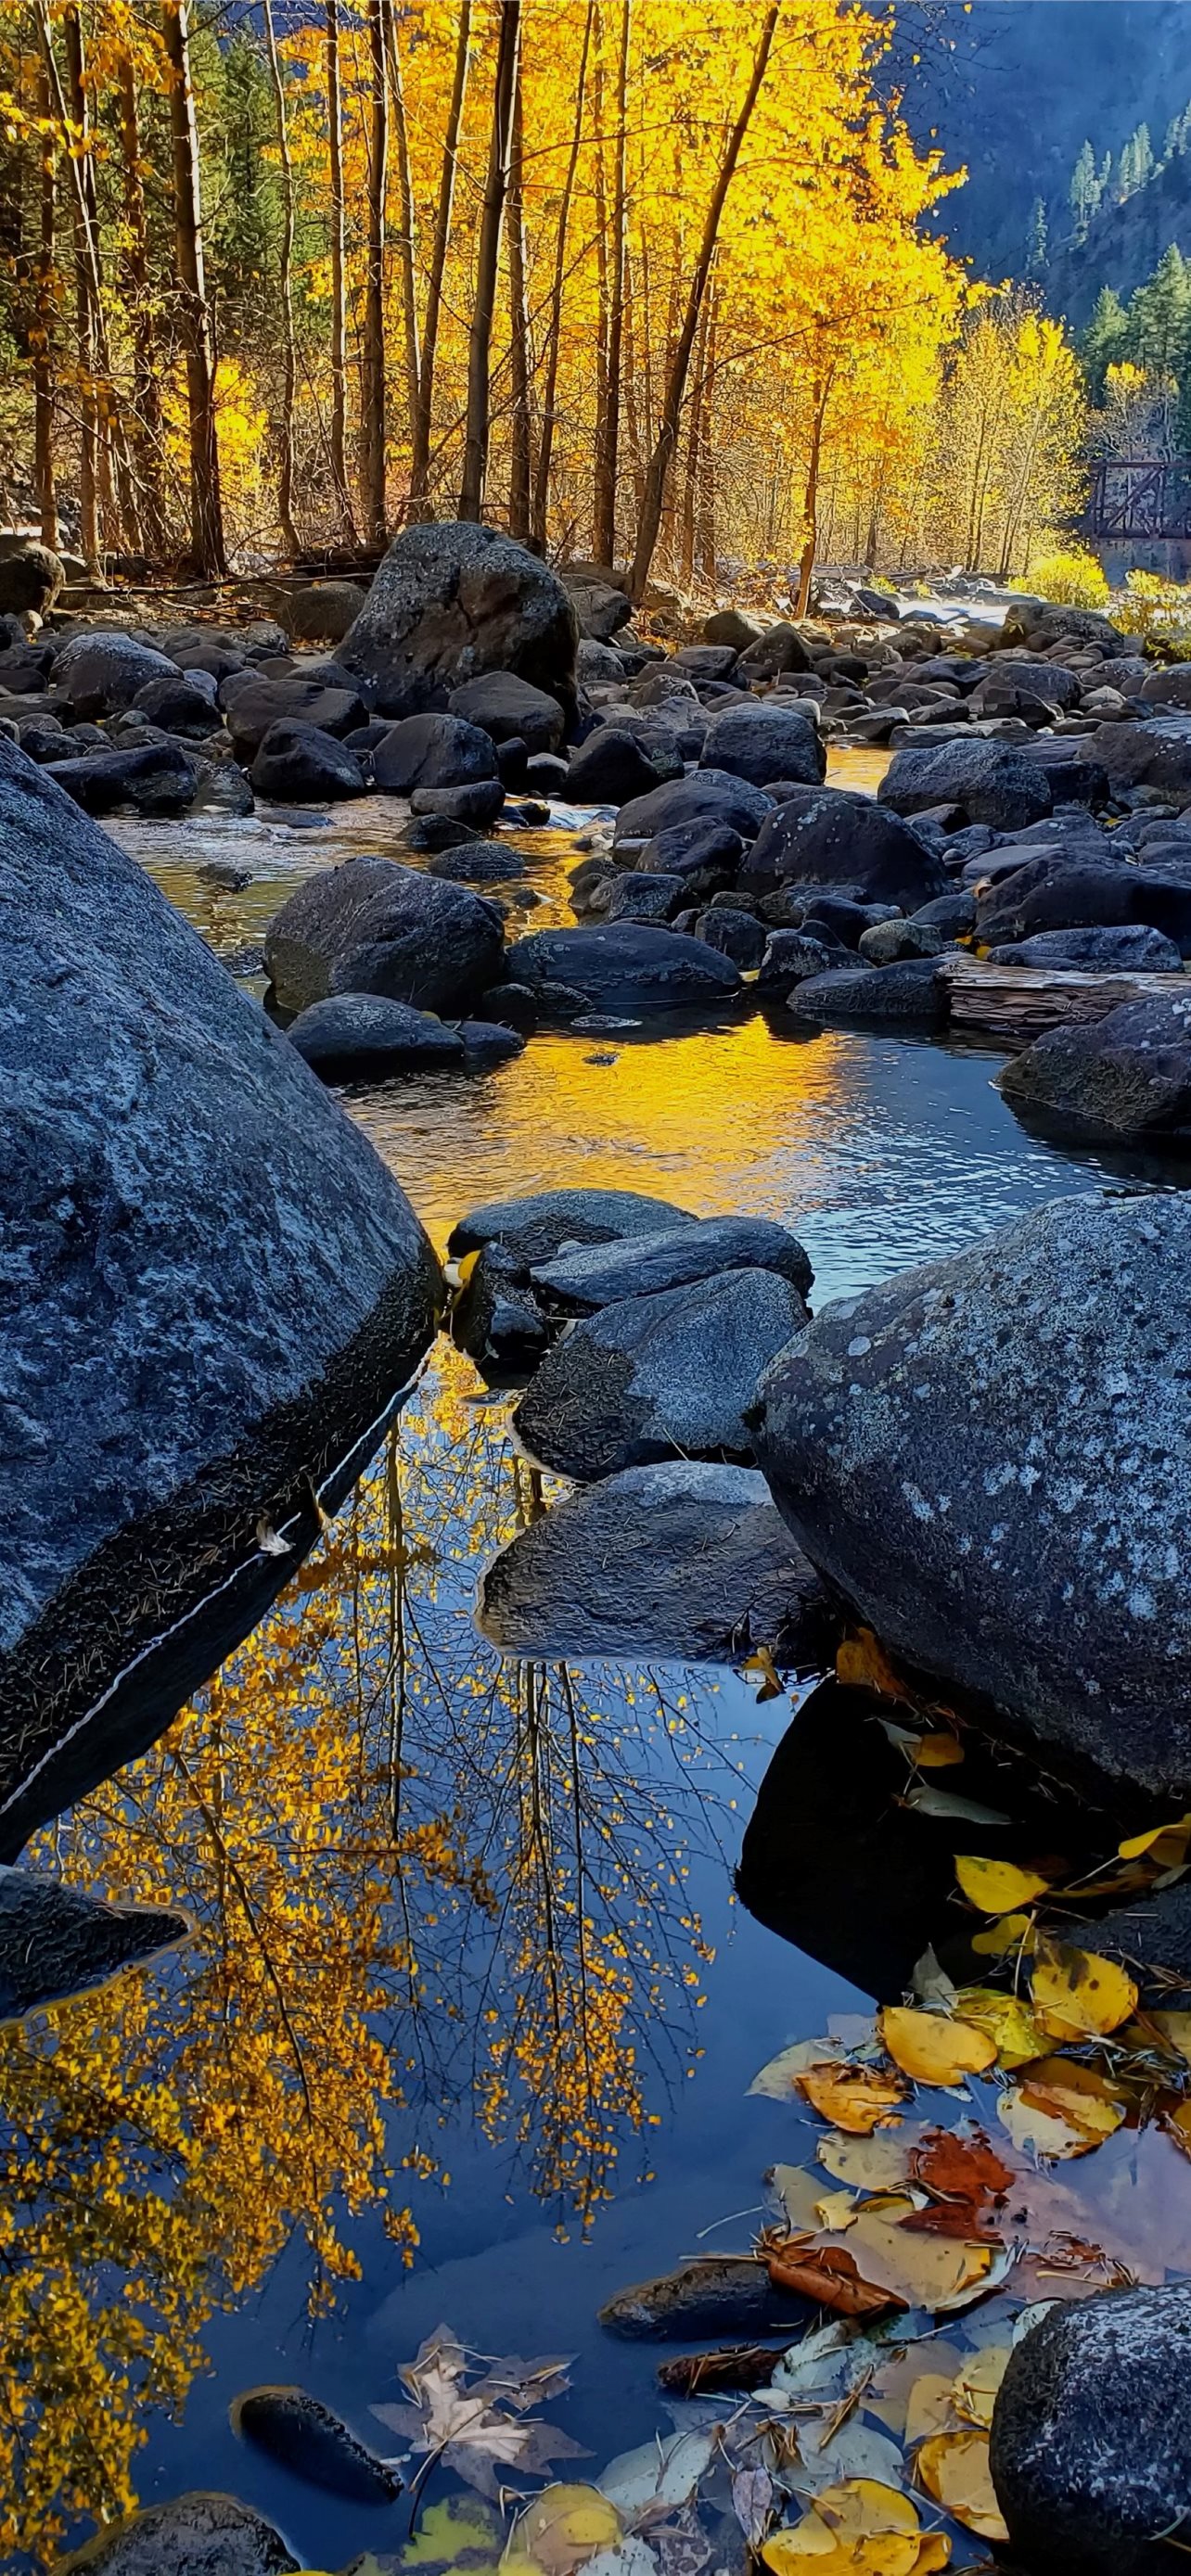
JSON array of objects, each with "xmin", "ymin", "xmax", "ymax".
[
  {"xmin": 732, "ymin": 2467, "xmax": 774, "ymax": 2546},
  {"xmin": 911, "ymin": 1948, "xmax": 958, "ymax": 2009},
  {"xmin": 750, "ymin": 2041, "xmax": 849, "ymax": 2100},
  {"xmin": 772, "ymin": 2162, "xmax": 835, "ymax": 2231},
  {"xmin": 763, "ymin": 2235, "xmax": 903, "ymax": 2318},
  {"xmin": 1119, "ymin": 1811, "xmax": 1191, "ymax": 1865},
  {"xmin": 841, "ymin": 2208, "xmax": 1011, "ymax": 2315},
  {"xmin": 1031, "ymin": 1944, "xmax": 1137, "ymax": 2043},
  {"xmin": 969, "ymin": 1911, "xmax": 1034, "ymax": 1958},
  {"xmin": 907, "ymin": 2125, "xmax": 1014, "ymax": 2218},
  {"xmin": 799, "ymin": 2062, "xmax": 908, "ymax": 2135},
  {"xmin": 878, "ymin": 2008, "xmax": 997, "ymax": 2089},
  {"xmin": 911, "ymin": 1734, "xmax": 965, "ymax": 1770},
  {"xmin": 954, "ymin": 1856, "xmax": 1050, "ymax": 1914},
  {"xmin": 950, "ymin": 1985, "xmax": 1048, "ymax": 2071},
  {"xmin": 743, "ymin": 1645, "xmax": 784, "ymax": 1702},
  {"xmin": 516, "ymin": 2487, "xmax": 623, "ymax": 2576},
  {"xmin": 903, "ymin": 2373, "xmax": 955, "ymax": 2444},
  {"xmin": 817, "ymin": 2132, "xmax": 919, "ymax": 2194},
  {"xmin": 837, "ymin": 1630, "xmax": 908, "ymax": 1701},
  {"xmin": 373, "ymin": 2327, "xmax": 583, "ymax": 2501},
  {"xmin": 1165, "ymin": 2099, "xmax": 1191, "ymax": 2158},
  {"xmin": 762, "ymin": 2476, "xmax": 930, "ymax": 2576},
  {"xmin": 952, "ymin": 2346, "xmax": 1010, "ymax": 2430},
  {"xmin": 598, "ymin": 2428, "xmax": 716, "ymax": 2523},
  {"xmin": 999, "ymin": 2059, "xmax": 1126, "ymax": 2160},
  {"xmin": 1146, "ymin": 2010, "xmax": 1191, "ymax": 2067},
  {"xmin": 916, "ymin": 2429, "xmax": 1008, "ymax": 2543},
  {"xmin": 902, "ymin": 1786, "xmax": 1010, "ymax": 1825}
]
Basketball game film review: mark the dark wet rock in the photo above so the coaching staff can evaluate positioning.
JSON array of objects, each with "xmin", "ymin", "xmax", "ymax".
[
  {"xmin": 990, "ymin": 2286, "xmax": 1191, "ymax": 2576},
  {"xmin": 1095, "ymin": 714, "xmax": 1191, "ymax": 802},
  {"xmin": 453, "ymin": 1242, "xmax": 550, "ymax": 1371},
  {"xmin": 191, "ymin": 759, "xmax": 255, "ymax": 820},
  {"xmin": 427, "ymin": 839, "xmax": 527, "ymax": 883},
  {"xmin": 231, "ymin": 2385, "xmax": 402, "ymax": 2503},
  {"xmin": 458, "ymin": 1018, "xmax": 526, "ymax": 1066},
  {"xmin": 605, "ymin": 871, "xmax": 685, "ymax": 924},
  {"xmin": 45, "ymin": 741, "xmax": 198, "ymax": 817},
  {"xmin": 638, "ymin": 820, "xmax": 746, "ymax": 885},
  {"xmin": 448, "ymin": 669, "xmax": 567, "ymax": 754},
  {"xmin": 988, "ymin": 924, "xmax": 1184, "ymax": 973},
  {"xmin": 698, "ymin": 701, "xmax": 825, "ymax": 788},
  {"xmin": 335, "ymin": 521, "xmax": 576, "ymax": 720},
  {"xmin": 449, "ymin": 1187, "xmax": 695, "ymax": 1266},
  {"xmin": 565, "ymin": 726, "xmax": 662, "ymax": 803},
  {"xmin": 525, "ymin": 750, "xmax": 570, "ymax": 793},
  {"xmin": 369, "ymin": 710, "xmax": 498, "ymax": 792},
  {"xmin": 0, "ymin": 538, "xmax": 62, "ymax": 618},
  {"xmin": 976, "ymin": 859, "xmax": 1191, "ymax": 954},
  {"xmin": 599, "ymin": 2258, "xmax": 795, "ymax": 2341},
  {"xmin": 221, "ymin": 670, "xmax": 368, "ymax": 758},
  {"xmin": 0, "ymin": 745, "xmax": 442, "ymax": 1853},
  {"xmin": 695, "ymin": 905, "xmax": 766, "ymax": 967},
  {"xmin": 250, "ymin": 721, "xmax": 365, "ymax": 803},
  {"xmin": 676, "ymin": 643, "xmax": 741, "ymax": 681},
  {"xmin": 51, "ymin": 2490, "xmax": 299, "ymax": 2575},
  {"xmin": 0, "ymin": 1866, "xmax": 189, "ymax": 2021},
  {"xmin": 998, "ymin": 995, "xmax": 1191, "ymax": 1136},
  {"xmin": 513, "ymin": 1268, "xmax": 809, "ymax": 1480},
  {"xmin": 754, "ymin": 1192, "xmax": 1191, "ymax": 1797},
  {"xmin": 529, "ymin": 1214, "xmax": 813, "ymax": 1308},
  {"xmin": 745, "ymin": 787, "xmax": 947, "ymax": 912},
  {"xmin": 409, "ymin": 777, "xmax": 506, "ymax": 824},
  {"xmin": 757, "ymin": 932, "xmax": 845, "ymax": 995},
  {"xmin": 198, "ymin": 859, "xmax": 253, "ymax": 891},
  {"xmin": 1021, "ymin": 744, "xmax": 1111, "ymax": 810},
  {"xmin": 801, "ymin": 893, "xmax": 897, "ymax": 948},
  {"xmin": 52, "ymin": 630, "xmax": 177, "ymax": 718},
  {"xmin": 559, "ymin": 566, "xmax": 634, "ymax": 641},
  {"xmin": 403, "ymin": 814, "xmax": 480, "ymax": 855},
  {"xmin": 172, "ymin": 640, "xmax": 249, "ymax": 687},
  {"xmin": 494, "ymin": 732, "xmax": 530, "ymax": 785},
  {"xmin": 614, "ymin": 769, "xmax": 772, "ymax": 848},
  {"xmin": 264, "ymin": 856, "xmax": 504, "ymax": 1014},
  {"xmin": 287, "ymin": 993, "xmax": 465, "ymax": 1075},
  {"xmin": 857, "ymin": 918, "xmax": 946, "ymax": 964},
  {"xmin": 879, "ymin": 740, "xmax": 1055, "ymax": 831},
  {"xmin": 789, "ymin": 958, "xmax": 950, "ymax": 1024},
  {"xmin": 736, "ymin": 621, "xmax": 812, "ymax": 680},
  {"xmin": 284, "ymin": 580, "xmax": 368, "ymax": 644},
  {"xmin": 479, "ymin": 1462, "xmax": 827, "ymax": 1662},
  {"xmin": 505, "ymin": 921, "xmax": 741, "ymax": 1010},
  {"xmin": 132, "ymin": 671, "xmax": 221, "ymax": 735},
  {"xmin": 913, "ymin": 889, "xmax": 976, "ymax": 937},
  {"xmin": 479, "ymin": 978, "xmax": 588, "ymax": 1028},
  {"xmin": 577, "ymin": 637, "xmax": 629, "ymax": 687}
]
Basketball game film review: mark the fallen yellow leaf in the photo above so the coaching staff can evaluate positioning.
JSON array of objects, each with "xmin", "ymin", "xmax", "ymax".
[
  {"xmin": 912, "ymin": 1734, "xmax": 965, "ymax": 1769},
  {"xmin": 842, "ymin": 2208, "xmax": 998, "ymax": 2313},
  {"xmin": 916, "ymin": 2430, "xmax": 1008, "ymax": 2544},
  {"xmin": 743, "ymin": 1643, "xmax": 784, "ymax": 1701},
  {"xmin": 903, "ymin": 2372, "xmax": 956, "ymax": 2444},
  {"xmin": 836, "ymin": 1629, "xmax": 908, "ymax": 1700},
  {"xmin": 1165, "ymin": 2099, "xmax": 1191, "ymax": 2157},
  {"xmin": 1147, "ymin": 2010, "xmax": 1191, "ymax": 2067},
  {"xmin": 952, "ymin": 2346, "xmax": 1010, "ymax": 2430},
  {"xmin": 1000, "ymin": 2057, "xmax": 1127, "ymax": 2159},
  {"xmin": 515, "ymin": 2488, "xmax": 622, "ymax": 2576},
  {"xmin": 952, "ymin": 1985, "xmax": 1049, "ymax": 2071},
  {"xmin": 1031, "ymin": 1944, "xmax": 1137, "ymax": 2042},
  {"xmin": 911, "ymin": 2544, "xmax": 952, "ymax": 2574},
  {"xmin": 955, "ymin": 1855, "xmax": 1050, "ymax": 1915},
  {"xmin": 771, "ymin": 2162, "xmax": 830, "ymax": 2232},
  {"xmin": 798, "ymin": 2061, "xmax": 908, "ymax": 2135},
  {"xmin": 970, "ymin": 1911, "xmax": 1034, "ymax": 1958},
  {"xmin": 1119, "ymin": 1811, "xmax": 1191, "ymax": 1862},
  {"xmin": 879, "ymin": 2007, "xmax": 998, "ymax": 2088},
  {"xmin": 817, "ymin": 2131, "xmax": 916, "ymax": 2192}
]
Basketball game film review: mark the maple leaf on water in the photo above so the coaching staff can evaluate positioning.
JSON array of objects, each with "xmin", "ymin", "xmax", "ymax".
[{"xmin": 372, "ymin": 2325, "xmax": 588, "ymax": 2500}]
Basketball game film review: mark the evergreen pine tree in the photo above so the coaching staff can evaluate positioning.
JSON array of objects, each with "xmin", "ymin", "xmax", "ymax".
[
  {"xmin": 1069, "ymin": 138, "xmax": 1098, "ymax": 235},
  {"xmin": 1024, "ymin": 195, "xmax": 1048, "ymax": 277},
  {"xmin": 1131, "ymin": 244, "xmax": 1191, "ymax": 374},
  {"xmin": 1082, "ymin": 284, "xmax": 1131, "ymax": 398}
]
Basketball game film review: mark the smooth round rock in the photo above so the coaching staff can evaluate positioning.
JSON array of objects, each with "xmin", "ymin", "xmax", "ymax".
[{"xmin": 991, "ymin": 2286, "xmax": 1191, "ymax": 2576}]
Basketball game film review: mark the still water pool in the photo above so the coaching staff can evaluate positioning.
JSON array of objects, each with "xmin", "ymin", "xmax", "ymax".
[{"xmin": 9, "ymin": 779, "xmax": 1191, "ymax": 2570}]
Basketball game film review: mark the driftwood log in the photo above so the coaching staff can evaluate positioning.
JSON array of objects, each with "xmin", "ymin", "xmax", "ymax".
[{"xmin": 941, "ymin": 954, "xmax": 1189, "ymax": 1052}]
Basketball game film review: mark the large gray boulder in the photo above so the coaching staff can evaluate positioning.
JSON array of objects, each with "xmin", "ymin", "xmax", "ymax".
[
  {"xmin": 998, "ymin": 995, "xmax": 1191, "ymax": 1135},
  {"xmin": 991, "ymin": 2287, "xmax": 1191, "ymax": 2576},
  {"xmin": 219, "ymin": 669, "xmax": 368, "ymax": 758},
  {"xmin": 263, "ymin": 856, "xmax": 505, "ymax": 1014},
  {"xmin": 0, "ymin": 745, "xmax": 441, "ymax": 1853},
  {"xmin": 52, "ymin": 630, "xmax": 177, "ymax": 718},
  {"xmin": 753, "ymin": 1193, "xmax": 1191, "ymax": 1795},
  {"xmin": 976, "ymin": 858, "xmax": 1191, "ymax": 953},
  {"xmin": 448, "ymin": 1187, "xmax": 695, "ymax": 1264},
  {"xmin": 369, "ymin": 711, "xmax": 498, "ymax": 791},
  {"xmin": 745, "ymin": 786, "xmax": 947, "ymax": 912},
  {"xmin": 528, "ymin": 1213, "xmax": 813, "ymax": 1308},
  {"xmin": 250, "ymin": 720, "xmax": 365, "ymax": 803},
  {"xmin": 987, "ymin": 924, "xmax": 1183, "ymax": 973},
  {"xmin": 879, "ymin": 739, "xmax": 1054, "ymax": 831},
  {"xmin": 613, "ymin": 769, "xmax": 772, "ymax": 847},
  {"xmin": 286, "ymin": 992, "xmax": 465, "ymax": 1075},
  {"xmin": 503, "ymin": 920, "xmax": 741, "ymax": 1010},
  {"xmin": 478, "ymin": 1462, "xmax": 827, "ymax": 1661},
  {"xmin": 1095, "ymin": 713, "xmax": 1191, "ymax": 801},
  {"xmin": 338, "ymin": 521, "xmax": 578, "ymax": 721},
  {"xmin": 514, "ymin": 1269, "xmax": 809, "ymax": 1480},
  {"xmin": 698, "ymin": 700, "xmax": 825, "ymax": 787},
  {"xmin": 0, "ymin": 538, "xmax": 63, "ymax": 618}
]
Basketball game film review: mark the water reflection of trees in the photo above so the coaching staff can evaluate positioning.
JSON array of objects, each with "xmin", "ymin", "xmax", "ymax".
[{"xmin": 3, "ymin": 1347, "xmax": 734, "ymax": 2564}]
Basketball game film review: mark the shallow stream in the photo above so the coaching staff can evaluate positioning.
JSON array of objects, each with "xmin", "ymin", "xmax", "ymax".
[{"xmin": 10, "ymin": 756, "xmax": 1191, "ymax": 2570}]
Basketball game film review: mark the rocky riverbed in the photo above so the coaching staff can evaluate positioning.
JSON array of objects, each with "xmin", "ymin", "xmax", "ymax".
[{"xmin": 7, "ymin": 530, "xmax": 1191, "ymax": 2573}]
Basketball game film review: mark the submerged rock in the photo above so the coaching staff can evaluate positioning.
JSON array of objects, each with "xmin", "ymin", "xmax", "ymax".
[
  {"xmin": 599, "ymin": 2258, "xmax": 795, "ymax": 2341},
  {"xmin": 231, "ymin": 2385, "xmax": 402, "ymax": 2502},
  {"xmin": 449, "ymin": 1187, "xmax": 696, "ymax": 1265},
  {"xmin": 479, "ymin": 1461, "xmax": 828, "ymax": 1661},
  {"xmin": 528, "ymin": 1214, "xmax": 813, "ymax": 1309},
  {"xmin": 0, "ymin": 744, "xmax": 441, "ymax": 1854},
  {"xmin": 998, "ymin": 995, "xmax": 1191, "ymax": 1136},
  {"xmin": 0, "ymin": 1866, "xmax": 189, "ymax": 2021},
  {"xmin": 263, "ymin": 856, "xmax": 505, "ymax": 1015},
  {"xmin": 990, "ymin": 2286, "xmax": 1191, "ymax": 2576},
  {"xmin": 338, "ymin": 521, "xmax": 578, "ymax": 721},
  {"xmin": 514, "ymin": 1269, "xmax": 809, "ymax": 1481},
  {"xmin": 753, "ymin": 1193, "xmax": 1191, "ymax": 1797},
  {"xmin": 51, "ymin": 2490, "xmax": 299, "ymax": 2575}
]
